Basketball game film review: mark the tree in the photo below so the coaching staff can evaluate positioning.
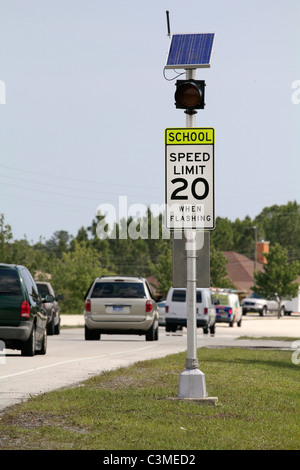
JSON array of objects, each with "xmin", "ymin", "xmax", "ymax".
[
  {"xmin": 0, "ymin": 213, "xmax": 13, "ymax": 261},
  {"xmin": 210, "ymin": 217, "xmax": 234, "ymax": 251},
  {"xmin": 151, "ymin": 245, "xmax": 172, "ymax": 297},
  {"xmin": 0, "ymin": 214, "xmax": 49, "ymax": 273},
  {"xmin": 253, "ymin": 243, "xmax": 300, "ymax": 318},
  {"xmin": 210, "ymin": 246, "xmax": 235, "ymax": 288},
  {"xmin": 45, "ymin": 230, "xmax": 72, "ymax": 258},
  {"xmin": 232, "ymin": 216, "xmax": 256, "ymax": 259},
  {"xmin": 50, "ymin": 240, "xmax": 111, "ymax": 313},
  {"xmin": 211, "ymin": 215, "xmax": 258, "ymax": 260},
  {"xmin": 254, "ymin": 201, "xmax": 300, "ymax": 262},
  {"xmin": 9, "ymin": 238, "xmax": 48, "ymax": 274}
]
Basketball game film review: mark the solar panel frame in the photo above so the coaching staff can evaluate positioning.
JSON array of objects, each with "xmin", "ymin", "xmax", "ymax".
[{"xmin": 165, "ymin": 33, "xmax": 215, "ymax": 69}]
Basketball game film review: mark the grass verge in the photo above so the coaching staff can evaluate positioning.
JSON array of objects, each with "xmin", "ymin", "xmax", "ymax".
[
  {"xmin": 237, "ymin": 336, "xmax": 297, "ymax": 342},
  {"xmin": 0, "ymin": 347, "xmax": 299, "ymax": 450}
]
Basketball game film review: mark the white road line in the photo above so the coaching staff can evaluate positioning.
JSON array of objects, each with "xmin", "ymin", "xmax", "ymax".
[{"xmin": 0, "ymin": 345, "xmax": 154, "ymax": 380}]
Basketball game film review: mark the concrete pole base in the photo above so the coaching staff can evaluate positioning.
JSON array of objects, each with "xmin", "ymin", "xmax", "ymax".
[{"xmin": 178, "ymin": 368, "xmax": 207, "ymax": 399}]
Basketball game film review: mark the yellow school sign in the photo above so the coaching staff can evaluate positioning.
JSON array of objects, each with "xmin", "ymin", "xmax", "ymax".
[
  {"xmin": 165, "ymin": 127, "xmax": 215, "ymax": 230},
  {"xmin": 165, "ymin": 128, "xmax": 214, "ymax": 145}
]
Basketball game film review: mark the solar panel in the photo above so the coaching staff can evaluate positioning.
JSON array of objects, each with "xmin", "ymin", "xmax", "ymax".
[{"xmin": 165, "ymin": 33, "xmax": 215, "ymax": 69}]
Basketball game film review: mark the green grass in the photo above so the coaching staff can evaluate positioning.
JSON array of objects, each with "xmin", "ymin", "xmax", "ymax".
[{"xmin": 0, "ymin": 348, "xmax": 299, "ymax": 450}]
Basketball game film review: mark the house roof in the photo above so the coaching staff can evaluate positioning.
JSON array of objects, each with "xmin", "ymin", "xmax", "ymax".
[{"xmin": 223, "ymin": 251, "xmax": 264, "ymax": 293}]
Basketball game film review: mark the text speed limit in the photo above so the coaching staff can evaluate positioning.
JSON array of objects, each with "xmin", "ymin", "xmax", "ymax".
[{"xmin": 165, "ymin": 128, "xmax": 215, "ymax": 230}]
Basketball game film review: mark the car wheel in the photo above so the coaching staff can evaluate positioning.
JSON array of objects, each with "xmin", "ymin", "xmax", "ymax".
[
  {"xmin": 21, "ymin": 326, "xmax": 36, "ymax": 356},
  {"xmin": 260, "ymin": 307, "xmax": 267, "ymax": 317},
  {"xmin": 37, "ymin": 329, "xmax": 47, "ymax": 355},
  {"xmin": 85, "ymin": 325, "xmax": 101, "ymax": 340},
  {"xmin": 146, "ymin": 321, "xmax": 157, "ymax": 341},
  {"xmin": 237, "ymin": 318, "xmax": 242, "ymax": 327},
  {"xmin": 209, "ymin": 323, "xmax": 215, "ymax": 336},
  {"xmin": 203, "ymin": 326, "xmax": 209, "ymax": 334},
  {"xmin": 166, "ymin": 324, "xmax": 177, "ymax": 333},
  {"xmin": 47, "ymin": 314, "xmax": 55, "ymax": 335},
  {"xmin": 54, "ymin": 318, "xmax": 60, "ymax": 335}
]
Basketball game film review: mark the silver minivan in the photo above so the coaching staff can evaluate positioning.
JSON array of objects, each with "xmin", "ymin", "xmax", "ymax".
[
  {"xmin": 165, "ymin": 287, "xmax": 216, "ymax": 335},
  {"xmin": 84, "ymin": 276, "xmax": 159, "ymax": 341}
]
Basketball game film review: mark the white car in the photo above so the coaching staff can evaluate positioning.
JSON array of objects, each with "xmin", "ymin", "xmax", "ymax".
[
  {"xmin": 241, "ymin": 293, "xmax": 285, "ymax": 316},
  {"xmin": 212, "ymin": 291, "xmax": 242, "ymax": 327},
  {"xmin": 165, "ymin": 287, "xmax": 216, "ymax": 335},
  {"xmin": 158, "ymin": 300, "xmax": 166, "ymax": 326}
]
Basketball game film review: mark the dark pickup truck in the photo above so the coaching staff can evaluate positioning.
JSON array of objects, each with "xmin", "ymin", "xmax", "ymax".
[{"xmin": 36, "ymin": 281, "xmax": 61, "ymax": 335}]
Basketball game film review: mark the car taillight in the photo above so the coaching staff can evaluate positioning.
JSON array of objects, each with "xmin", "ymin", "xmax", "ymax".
[
  {"xmin": 20, "ymin": 300, "xmax": 30, "ymax": 318},
  {"xmin": 165, "ymin": 305, "xmax": 169, "ymax": 313},
  {"xmin": 229, "ymin": 308, "xmax": 232, "ymax": 314},
  {"xmin": 204, "ymin": 307, "xmax": 208, "ymax": 315},
  {"xmin": 146, "ymin": 300, "xmax": 153, "ymax": 312},
  {"xmin": 85, "ymin": 299, "xmax": 91, "ymax": 312}
]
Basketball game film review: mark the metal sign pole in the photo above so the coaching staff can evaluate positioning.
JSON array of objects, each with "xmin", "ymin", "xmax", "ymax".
[
  {"xmin": 184, "ymin": 69, "xmax": 199, "ymax": 371},
  {"xmin": 178, "ymin": 68, "xmax": 207, "ymax": 399}
]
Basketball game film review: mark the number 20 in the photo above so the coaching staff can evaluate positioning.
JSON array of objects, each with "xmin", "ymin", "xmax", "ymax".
[{"xmin": 170, "ymin": 177, "xmax": 209, "ymax": 200}]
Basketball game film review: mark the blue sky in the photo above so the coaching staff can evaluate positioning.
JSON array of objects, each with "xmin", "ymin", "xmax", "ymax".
[{"xmin": 0, "ymin": 0, "xmax": 300, "ymax": 242}]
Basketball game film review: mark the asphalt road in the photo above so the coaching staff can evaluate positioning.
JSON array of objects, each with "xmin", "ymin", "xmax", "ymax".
[{"xmin": 0, "ymin": 315, "xmax": 299, "ymax": 413}]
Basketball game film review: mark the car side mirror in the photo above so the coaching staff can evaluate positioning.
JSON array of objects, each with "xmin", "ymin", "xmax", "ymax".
[
  {"xmin": 43, "ymin": 294, "xmax": 55, "ymax": 302},
  {"xmin": 155, "ymin": 295, "xmax": 164, "ymax": 302}
]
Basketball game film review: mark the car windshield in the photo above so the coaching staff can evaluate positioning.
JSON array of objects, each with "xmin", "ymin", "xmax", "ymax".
[
  {"xmin": 91, "ymin": 282, "xmax": 146, "ymax": 299},
  {"xmin": 249, "ymin": 293, "xmax": 263, "ymax": 299},
  {"xmin": 213, "ymin": 294, "xmax": 229, "ymax": 305},
  {"xmin": 172, "ymin": 290, "xmax": 202, "ymax": 303},
  {"xmin": 37, "ymin": 284, "xmax": 50, "ymax": 297},
  {"xmin": 0, "ymin": 268, "xmax": 22, "ymax": 295}
]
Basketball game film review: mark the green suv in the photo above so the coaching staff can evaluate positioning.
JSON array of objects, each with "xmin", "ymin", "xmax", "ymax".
[{"xmin": 0, "ymin": 264, "xmax": 48, "ymax": 356}]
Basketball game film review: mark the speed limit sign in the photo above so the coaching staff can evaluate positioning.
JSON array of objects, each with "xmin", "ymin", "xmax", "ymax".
[{"xmin": 165, "ymin": 128, "xmax": 215, "ymax": 230}]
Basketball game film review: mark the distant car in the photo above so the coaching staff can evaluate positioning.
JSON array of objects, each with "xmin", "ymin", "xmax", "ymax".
[
  {"xmin": 36, "ymin": 282, "xmax": 61, "ymax": 335},
  {"xmin": 84, "ymin": 276, "xmax": 159, "ymax": 341},
  {"xmin": 284, "ymin": 288, "xmax": 300, "ymax": 315},
  {"xmin": 241, "ymin": 293, "xmax": 286, "ymax": 316},
  {"xmin": 158, "ymin": 300, "xmax": 166, "ymax": 326},
  {"xmin": 165, "ymin": 287, "xmax": 216, "ymax": 335},
  {"xmin": 0, "ymin": 264, "xmax": 47, "ymax": 356},
  {"xmin": 213, "ymin": 291, "xmax": 242, "ymax": 327}
]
